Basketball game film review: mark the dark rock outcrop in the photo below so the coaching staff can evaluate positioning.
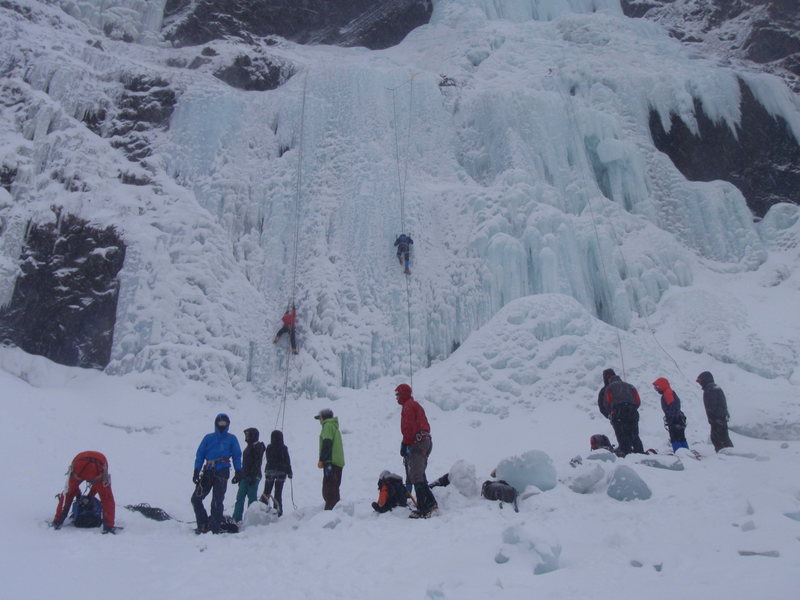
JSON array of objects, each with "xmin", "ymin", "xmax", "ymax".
[
  {"xmin": 213, "ymin": 53, "xmax": 293, "ymax": 91},
  {"xmin": 649, "ymin": 78, "xmax": 800, "ymax": 217},
  {"xmin": 622, "ymin": 0, "xmax": 800, "ymax": 91},
  {"xmin": 163, "ymin": 0, "xmax": 433, "ymax": 50},
  {"xmin": 0, "ymin": 211, "xmax": 126, "ymax": 369}
]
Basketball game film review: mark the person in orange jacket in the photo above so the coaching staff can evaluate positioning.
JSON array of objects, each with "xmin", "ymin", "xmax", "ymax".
[
  {"xmin": 273, "ymin": 303, "xmax": 298, "ymax": 354},
  {"xmin": 53, "ymin": 451, "xmax": 116, "ymax": 533}
]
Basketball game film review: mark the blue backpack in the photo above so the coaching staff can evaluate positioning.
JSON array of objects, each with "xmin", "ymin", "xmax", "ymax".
[{"xmin": 70, "ymin": 495, "xmax": 103, "ymax": 528}]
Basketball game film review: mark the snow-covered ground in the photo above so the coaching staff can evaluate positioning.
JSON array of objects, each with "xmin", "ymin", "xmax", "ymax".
[{"xmin": 1, "ymin": 0, "xmax": 800, "ymax": 597}]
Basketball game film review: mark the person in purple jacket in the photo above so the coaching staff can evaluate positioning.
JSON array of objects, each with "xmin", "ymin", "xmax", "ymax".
[{"xmin": 191, "ymin": 413, "xmax": 242, "ymax": 534}]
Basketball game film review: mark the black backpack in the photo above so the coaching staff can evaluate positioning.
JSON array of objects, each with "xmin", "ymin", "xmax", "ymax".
[
  {"xmin": 379, "ymin": 474, "xmax": 408, "ymax": 508},
  {"xmin": 71, "ymin": 495, "xmax": 103, "ymax": 528},
  {"xmin": 481, "ymin": 480, "xmax": 519, "ymax": 512},
  {"xmin": 590, "ymin": 434, "xmax": 613, "ymax": 451}
]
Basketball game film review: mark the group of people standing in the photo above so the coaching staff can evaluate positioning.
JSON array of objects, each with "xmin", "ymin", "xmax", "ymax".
[{"xmin": 597, "ymin": 368, "xmax": 733, "ymax": 456}]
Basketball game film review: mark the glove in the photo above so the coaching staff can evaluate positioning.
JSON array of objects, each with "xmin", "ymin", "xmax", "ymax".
[
  {"xmin": 102, "ymin": 525, "xmax": 116, "ymax": 535},
  {"xmin": 323, "ymin": 463, "xmax": 333, "ymax": 478},
  {"xmin": 192, "ymin": 469, "xmax": 201, "ymax": 484},
  {"xmin": 400, "ymin": 443, "xmax": 408, "ymax": 457},
  {"xmin": 231, "ymin": 470, "xmax": 242, "ymax": 484},
  {"xmin": 317, "ymin": 461, "xmax": 324, "ymax": 469}
]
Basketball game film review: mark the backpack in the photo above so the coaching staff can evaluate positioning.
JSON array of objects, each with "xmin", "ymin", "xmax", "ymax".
[
  {"xmin": 70, "ymin": 495, "xmax": 103, "ymax": 528},
  {"xmin": 481, "ymin": 480, "xmax": 519, "ymax": 512},
  {"xmin": 378, "ymin": 473, "xmax": 408, "ymax": 508},
  {"xmin": 590, "ymin": 434, "xmax": 613, "ymax": 451}
]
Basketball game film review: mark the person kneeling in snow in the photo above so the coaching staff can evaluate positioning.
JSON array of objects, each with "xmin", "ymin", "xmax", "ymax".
[
  {"xmin": 53, "ymin": 451, "xmax": 116, "ymax": 534},
  {"xmin": 372, "ymin": 471, "xmax": 409, "ymax": 513}
]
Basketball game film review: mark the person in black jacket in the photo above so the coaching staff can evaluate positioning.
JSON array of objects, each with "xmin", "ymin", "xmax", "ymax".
[
  {"xmin": 232, "ymin": 427, "xmax": 266, "ymax": 522},
  {"xmin": 260, "ymin": 430, "xmax": 293, "ymax": 516},
  {"xmin": 599, "ymin": 368, "xmax": 644, "ymax": 456},
  {"xmin": 696, "ymin": 371, "xmax": 733, "ymax": 452}
]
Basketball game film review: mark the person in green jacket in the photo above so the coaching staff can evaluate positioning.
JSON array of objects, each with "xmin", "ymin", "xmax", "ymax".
[{"xmin": 315, "ymin": 408, "xmax": 344, "ymax": 510}]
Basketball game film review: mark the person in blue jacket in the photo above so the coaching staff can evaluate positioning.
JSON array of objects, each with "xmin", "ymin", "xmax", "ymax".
[{"xmin": 191, "ymin": 413, "xmax": 242, "ymax": 534}]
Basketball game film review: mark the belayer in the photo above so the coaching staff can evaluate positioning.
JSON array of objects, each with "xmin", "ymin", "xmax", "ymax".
[
  {"xmin": 52, "ymin": 451, "xmax": 116, "ymax": 534},
  {"xmin": 598, "ymin": 368, "xmax": 644, "ymax": 457},
  {"xmin": 273, "ymin": 303, "xmax": 299, "ymax": 354},
  {"xmin": 395, "ymin": 383, "xmax": 437, "ymax": 518},
  {"xmin": 261, "ymin": 429, "xmax": 293, "ymax": 516},
  {"xmin": 315, "ymin": 408, "xmax": 345, "ymax": 510},
  {"xmin": 394, "ymin": 234, "xmax": 413, "ymax": 275},
  {"xmin": 192, "ymin": 413, "xmax": 242, "ymax": 534},
  {"xmin": 653, "ymin": 377, "xmax": 689, "ymax": 452}
]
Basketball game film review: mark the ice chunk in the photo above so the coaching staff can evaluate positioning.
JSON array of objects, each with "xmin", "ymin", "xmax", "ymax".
[
  {"xmin": 494, "ymin": 450, "xmax": 557, "ymax": 493},
  {"xmin": 499, "ymin": 524, "xmax": 561, "ymax": 575},
  {"xmin": 606, "ymin": 465, "xmax": 652, "ymax": 501},
  {"xmin": 448, "ymin": 460, "xmax": 479, "ymax": 497},
  {"xmin": 566, "ymin": 464, "xmax": 605, "ymax": 494}
]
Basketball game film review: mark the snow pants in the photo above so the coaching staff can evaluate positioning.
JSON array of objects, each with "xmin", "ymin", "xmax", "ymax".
[
  {"xmin": 611, "ymin": 405, "xmax": 644, "ymax": 456},
  {"xmin": 275, "ymin": 325, "xmax": 297, "ymax": 351},
  {"xmin": 322, "ymin": 465, "xmax": 343, "ymax": 510},
  {"xmin": 53, "ymin": 452, "xmax": 115, "ymax": 529},
  {"xmin": 709, "ymin": 419, "xmax": 733, "ymax": 452},
  {"xmin": 263, "ymin": 471, "xmax": 287, "ymax": 515},
  {"xmin": 406, "ymin": 437, "xmax": 437, "ymax": 513},
  {"xmin": 192, "ymin": 468, "xmax": 229, "ymax": 533},
  {"xmin": 232, "ymin": 477, "xmax": 260, "ymax": 522},
  {"xmin": 666, "ymin": 415, "xmax": 689, "ymax": 452}
]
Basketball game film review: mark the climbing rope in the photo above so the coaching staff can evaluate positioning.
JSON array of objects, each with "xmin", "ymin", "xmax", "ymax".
[
  {"xmin": 275, "ymin": 71, "xmax": 309, "ymax": 431},
  {"xmin": 389, "ymin": 75, "xmax": 417, "ymax": 384}
]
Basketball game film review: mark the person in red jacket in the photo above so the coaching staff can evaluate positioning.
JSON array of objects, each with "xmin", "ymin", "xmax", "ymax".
[
  {"xmin": 395, "ymin": 383, "xmax": 437, "ymax": 518},
  {"xmin": 273, "ymin": 303, "xmax": 298, "ymax": 354},
  {"xmin": 52, "ymin": 451, "xmax": 116, "ymax": 533}
]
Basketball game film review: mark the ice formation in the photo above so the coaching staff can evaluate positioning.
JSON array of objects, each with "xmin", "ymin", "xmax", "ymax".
[{"xmin": 494, "ymin": 449, "xmax": 557, "ymax": 492}]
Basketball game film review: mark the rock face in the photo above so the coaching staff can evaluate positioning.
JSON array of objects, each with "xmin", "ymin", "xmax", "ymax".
[
  {"xmin": 162, "ymin": 0, "xmax": 433, "ymax": 50},
  {"xmin": 0, "ymin": 212, "xmax": 126, "ymax": 369},
  {"xmin": 621, "ymin": 0, "xmax": 800, "ymax": 91},
  {"xmin": 650, "ymin": 78, "xmax": 800, "ymax": 218}
]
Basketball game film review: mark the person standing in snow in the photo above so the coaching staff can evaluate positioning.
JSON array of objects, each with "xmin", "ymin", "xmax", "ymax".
[
  {"xmin": 192, "ymin": 413, "xmax": 242, "ymax": 534},
  {"xmin": 232, "ymin": 427, "xmax": 265, "ymax": 523},
  {"xmin": 273, "ymin": 303, "xmax": 298, "ymax": 354},
  {"xmin": 696, "ymin": 371, "xmax": 733, "ymax": 452},
  {"xmin": 261, "ymin": 429, "xmax": 293, "ymax": 516},
  {"xmin": 394, "ymin": 234, "xmax": 413, "ymax": 275},
  {"xmin": 395, "ymin": 383, "xmax": 438, "ymax": 518},
  {"xmin": 653, "ymin": 377, "xmax": 689, "ymax": 452},
  {"xmin": 315, "ymin": 409, "xmax": 344, "ymax": 510},
  {"xmin": 599, "ymin": 369, "xmax": 644, "ymax": 457},
  {"xmin": 52, "ymin": 451, "xmax": 116, "ymax": 534}
]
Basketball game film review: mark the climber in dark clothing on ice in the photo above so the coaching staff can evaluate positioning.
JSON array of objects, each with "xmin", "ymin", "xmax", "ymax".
[
  {"xmin": 697, "ymin": 371, "xmax": 733, "ymax": 452},
  {"xmin": 598, "ymin": 368, "xmax": 644, "ymax": 457},
  {"xmin": 274, "ymin": 303, "xmax": 298, "ymax": 354},
  {"xmin": 394, "ymin": 234, "xmax": 413, "ymax": 275}
]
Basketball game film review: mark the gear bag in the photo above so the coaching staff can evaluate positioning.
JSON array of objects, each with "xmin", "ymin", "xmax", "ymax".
[
  {"xmin": 481, "ymin": 480, "xmax": 519, "ymax": 512},
  {"xmin": 70, "ymin": 495, "xmax": 103, "ymax": 528},
  {"xmin": 590, "ymin": 434, "xmax": 613, "ymax": 451}
]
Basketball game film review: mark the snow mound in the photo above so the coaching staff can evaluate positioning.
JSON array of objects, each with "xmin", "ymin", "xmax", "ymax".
[
  {"xmin": 606, "ymin": 465, "xmax": 652, "ymax": 501},
  {"xmin": 494, "ymin": 449, "xmax": 557, "ymax": 493},
  {"xmin": 448, "ymin": 460, "xmax": 479, "ymax": 497},
  {"xmin": 496, "ymin": 523, "xmax": 562, "ymax": 575},
  {"xmin": 242, "ymin": 501, "xmax": 279, "ymax": 528},
  {"xmin": 565, "ymin": 463, "xmax": 605, "ymax": 494}
]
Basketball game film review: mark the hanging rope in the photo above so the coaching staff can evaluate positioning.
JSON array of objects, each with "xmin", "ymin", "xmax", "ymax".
[
  {"xmin": 389, "ymin": 75, "xmax": 416, "ymax": 384},
  {"xmin": 275, "ymin": 71, "xmax": 309, "ymax": 431}
]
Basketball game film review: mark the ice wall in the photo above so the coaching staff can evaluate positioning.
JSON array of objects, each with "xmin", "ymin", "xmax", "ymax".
[{"xmin": 55, "ymin": 0, "xmax": 167, "ymax": 43}]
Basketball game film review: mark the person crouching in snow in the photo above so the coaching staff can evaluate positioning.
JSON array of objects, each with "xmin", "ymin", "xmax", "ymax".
[
  {"xmin": 192, "ymin": 413, "xmax": 242, "ymax": 534},
  {"xmin": 232, "ymin": 427, "xmax": 265, "ymax": 523},
  {"xmin": 372, "ymin": 471, "xmax": 409, "ymax": 513},
  {"xmin": 53, "ymin": 451, "xmax": 116, "ymax": 534},
  {"xmin": 653, "ymin": 377, "xmax": 689, "ymax": 452},
  {"xmin": 261, "ymin": 429, "xmax": 293, "ymax": 516}
]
